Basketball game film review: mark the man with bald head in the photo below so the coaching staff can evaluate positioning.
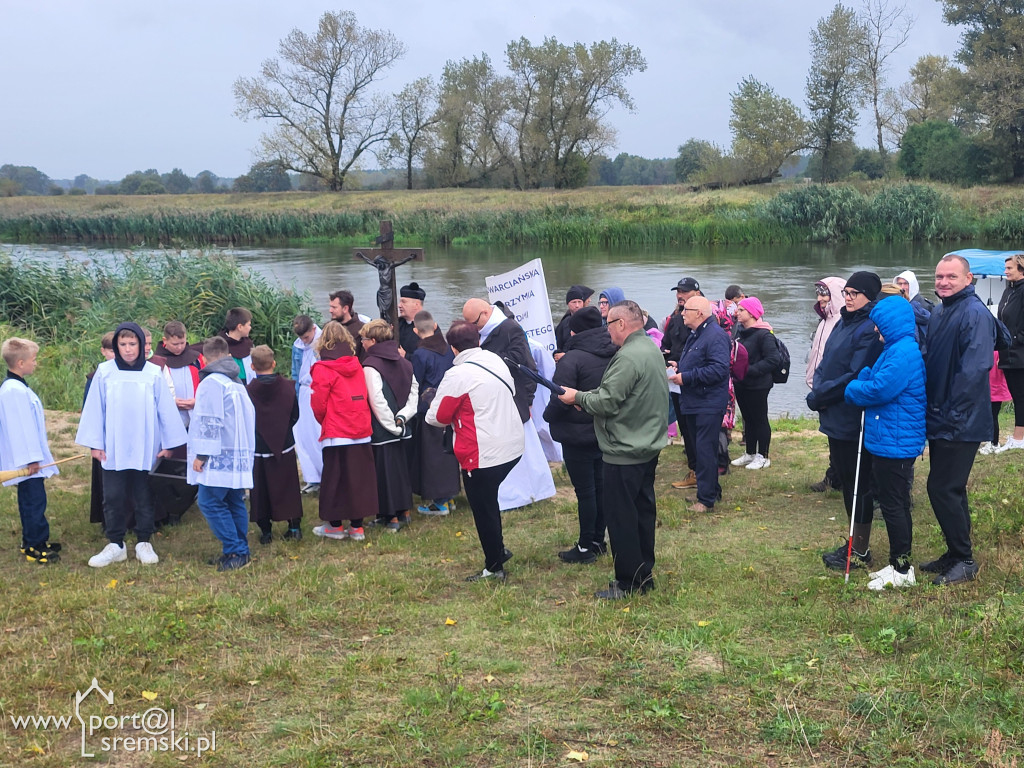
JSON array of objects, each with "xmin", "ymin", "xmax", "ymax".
[
  {"xmin": 462, "ymin": 298, "xmax": 537, "ymax": 423},
  {"xmin": 558, "ymin": 300, "xmax": 669, "ymax": 600},
  {"xmin": 669, "ymin": 296, "xmax": 731, "ymax": 513}
]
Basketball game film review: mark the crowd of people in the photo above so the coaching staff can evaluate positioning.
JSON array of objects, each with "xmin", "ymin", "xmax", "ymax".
[{"xmin": 0, "ymin": 253, "xmax": 1020, "ymax": 596}]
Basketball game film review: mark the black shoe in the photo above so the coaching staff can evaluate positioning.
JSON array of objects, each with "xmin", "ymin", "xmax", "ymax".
[
  {"xmin": 397, "ymin": 513, "xmax": 412, "ymax": 528},
  {"xmin": 809, "ymin": 480, "xmax": 828, "ymax": 493},
  {"xmin": 920, "ymin": 552, "xmax": 956, "ymax": 573},
  {"xmin": 207, "ymin": 554, "xmax": 227, "ymax": 567},
  {"xmin": 596, "ymin": 580, "xmax": 653, "ymax": 600},
  {"xmin": 932, "ymin": 559, "xmax": 979, "ymax": 586},
  {"xmin": 218, "ymin": 553, "xmax": 252, "ymax": 572},
  {"xmin": 259, "ymin": 530, "xmax": 273, "ymax": 545},
  {"xmin": 822, "ymin": 541, "xmax": 872, "ymax": 571},
  {"xmin": 591, "ymin": 541, "xmax": 609, "ymax": 556},
  {"xmin": 466, "ymin": 568, "xmax": 506, "ymax": 582},
  {"xmin": 283, "ymin": 528, "xmax": 302, "ymax": 541},
  {"xmin": 558, "ymin": 543, "xmax": 597, "ymax": 564},
  {"xmin": 24, "ymin": 546, "xmax": 59, "ymax": 564}
]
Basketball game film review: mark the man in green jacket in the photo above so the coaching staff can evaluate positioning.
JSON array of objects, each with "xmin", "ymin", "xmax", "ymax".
[{"xmin": 558, "ymin": 300, "xmax": 669, "ymax": 599}]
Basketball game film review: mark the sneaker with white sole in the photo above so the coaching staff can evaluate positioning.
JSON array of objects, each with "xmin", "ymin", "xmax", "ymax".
[
  {"xmin": 135, "ymin": 542, "xmax": 159, "ymax": 565},
  {"xmin": 995, "ymin": 437, "xmax": 1024, "ymax": 453},
  {"xmin": 346, "ymin": 526, "xmax": 365, "ymax": 541},
  {"xmin": 88, "ymin": 542, "xmax": 128, "ymax": 568},
  {"xmin": 730, "ymin": 453, "xmax": 755, "ymax": 467},
  {"xmin": 746, "ymin": 454, "xmax": 770, "ymax": 470},
  {"xmin": 417, "ymin": 500, "xmax": 451, "ymax": 516},
  {"xmin": 312, "ymin": 524, "xmax": 348, "ymax": 540},
  {"xmin": 979, "ymin": 441, "xmax": 997, "ymax": 455},
  {"xmin": 867, "ymin": 565, "xmax": 916, "ymax": 591}
]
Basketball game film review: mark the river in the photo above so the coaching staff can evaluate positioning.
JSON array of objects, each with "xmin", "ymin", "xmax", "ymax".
[{"xmin": 0, "ymin": 240, "xmax": 982, "ymax": 416}]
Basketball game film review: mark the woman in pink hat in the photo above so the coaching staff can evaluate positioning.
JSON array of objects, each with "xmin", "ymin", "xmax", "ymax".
[{"xmin": 730, "ymin": 297, "xmax": 781, "ymax": 471}]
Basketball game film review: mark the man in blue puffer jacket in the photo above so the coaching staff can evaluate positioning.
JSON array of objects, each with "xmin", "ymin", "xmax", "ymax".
[
  {"xmin": 807, "ymin": 271, "xmax": 884, "ymax": 570},
  {"xmin": 845, "ymin": 296, "xmax": 925, "ymax": 590}
]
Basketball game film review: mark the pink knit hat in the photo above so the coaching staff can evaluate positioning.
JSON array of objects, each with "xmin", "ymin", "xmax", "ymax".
[{"xmin": 737, "ymin": 296, "xmax": 765, "ymax": 319}]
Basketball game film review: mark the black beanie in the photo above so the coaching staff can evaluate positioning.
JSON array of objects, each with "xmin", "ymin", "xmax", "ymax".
[
  {"xmin": 400, "ymin": 282, "xmax": 426, "ymax": 301},
  {"xmin": 569, "ymin": 306, "xmax": 603, "ymax": 334},
  {"xmin": 845, "ymin": 271, "xmax": 882, "ymax": 301}
]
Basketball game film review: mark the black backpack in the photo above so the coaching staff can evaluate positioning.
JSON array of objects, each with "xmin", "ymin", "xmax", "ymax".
[{"xmin": 771, "ymin": 334, "xmax": 791, "ymax": 384}]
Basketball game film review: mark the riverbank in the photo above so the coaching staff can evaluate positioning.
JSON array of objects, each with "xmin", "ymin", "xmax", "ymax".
[
  {"xmin": 1, "ymin": 412, "xmax": 1021, "ymax": 766},
  {"xmin": 3, "ymin": 182, "xmax": 1024, "ymax": 247}
]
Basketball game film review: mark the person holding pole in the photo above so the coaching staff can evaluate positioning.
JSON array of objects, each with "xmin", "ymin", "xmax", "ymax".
[
  {"xmin": 806, "ymin": 272, "xmax": 884, "ymax": 571},
  {"xmin": 844, "ymin": 295, "xmax": 926, "ymax": 589}
]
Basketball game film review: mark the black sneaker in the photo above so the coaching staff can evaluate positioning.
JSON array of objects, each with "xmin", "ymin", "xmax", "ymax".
[
  {"xmin": 283, "ymin": 528, "xmax": 302, "ymax": 541},
  {"xmin": 932, "ymin": 559, "xmax": 979, "ymax": 586},
  {"xmin": 558, "ymin": 544, "xmax": 597, "ymax": 564},
  {"xmin": 397, "ymin": 513, "xmax": 412, "ymax": 528},
  {"xmin": 920, "ymin": 552, "xmax": 956, "ymax": 573},
  {"xmin": 259, "ymin": 530, "xmax": 273, "ymax": 545},
  {"xmin": 596, "ymin": 579, "xmax": 653, "ymax": 600},
  {"xmin": 218, "ymin": 553, "xmax": 252, "ymax": 572},
  {"xmin": 501, "ymin": 547, "xmax": 513, "ymax": 564},
  {"xmin": 24, "ymin": 546, "xmax": 59, "ymax": 564},
  {"xmin": 466, "ymin": 568, "xmax": 505, "ymax": 582},
  {"xmin": 591, "ymin": 541, "xmax": 609, "ymax": 556},
  {"xmin": 207, "ymin": 554, "xmax": 227, "ymax": 567},
  {"xmin": 822, "ymin": 541, "xmax": 872, "ymax": 571}
]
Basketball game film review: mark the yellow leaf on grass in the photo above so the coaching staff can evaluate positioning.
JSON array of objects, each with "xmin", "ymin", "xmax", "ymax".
[
  {"xmin": 247, "ymin": 680, "xmax": 259, "ymax": 686},
  {"xmin": 290, "ymin": 555, "xmax": 299, "ymax": 561},
  {"xmin": 622, "ymin": 606, "xmax": 630, "ymax": 613},
  {"xmin": 445, "ymin": 617, "xmax": 457, "ymax": 626},
  {"xmin": 697, "ymin": 620, "xmax": 711, "ymax": 627},
  {"xmin": 806, "ymin": 658, "xmax": 819, "ymax": 668},
  {"xmin": 484, "ymin": 674, "xmax": 495, "ymax": 683},
  {"xmin": 106, "ymin": 579, "xmax": 118, "ymax": 589},
  {"xmin": 566, "ymin": 748, "xmax": 588, "ymax": 762},
  {"xmin": 141, "ymin": 691, "xmax": 158, "ymax": 701},
  {"xmin": 194, "ymin": 703, "xmax": 207, "ymax": 711},
  {"xmin": 26, "ymin": 744, "xmax": 45, "ymax": 754},
  {"xmin": 455, "ymin": 531, "xmax": 463, "ymax": 537}
]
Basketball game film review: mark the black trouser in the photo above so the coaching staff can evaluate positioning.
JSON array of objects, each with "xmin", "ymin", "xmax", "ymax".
[
  {"xmin": 257, "ymin": 517, "xmax": 302, "ymax": 534},
  {"xmin": 872, "ymin": 456, "xmax": 915, "ymax": 568},
  {"xmin": 735, "ymin": 386, "xmax": 771, "ymax": 457},
  {"xmin": 463, "ymin": 457, "xmax": 520, "ymax": 572},
  {"xmin": 682, "ymin": 413, "xmax": 723, "ymax": 507},
  {"xmin": 828, "ymin": 437, "xmax": 873, "ymax": 524},
  {"xmin": 926, "ymin": 440, "xmax": 978, "ymax": 561},
  {"xmin": 562, "ymin": 443, "xmax": 606, "ymax": 549},
  {"xmin": 103, "ymin": 469, "xmax": 154, "ymax": 545},
  {"xmin": 603, "ymin": 457, "xmax": 659, "ymax": 592},
  {"xmin": 992, "ymin": 401, "xmax": 1004, "ymax": 444},
  {"xmin": 1003, "ymin": 368, "xmax": 1024, "ymax": 427}
]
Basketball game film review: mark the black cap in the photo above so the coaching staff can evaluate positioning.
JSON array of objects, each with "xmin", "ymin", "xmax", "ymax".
[
  {"xmin": 565, "ymin": 284, "xmax": 594, "ymax": 304},
  {"xmin": 569, "ymin": 306, "xmax": 603, "ymax": 334},
  {"xmin": 844, "ymin": 271, "xmax": 881, "ymax": 302},
  {"xmin": 400, "ymin": 282, "xmax": 426, "ymax": 301},
  {"xmin": 671, "ymin": 277, "xmax": 699, "ymax": 292}
]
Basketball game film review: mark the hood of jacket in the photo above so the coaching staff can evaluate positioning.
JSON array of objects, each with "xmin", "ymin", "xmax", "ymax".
[
  {"xmin": 199, "ymin": 356, "xmax": 241, "ymax": 381},
  {"xmin": 564, "ymin": 325, "xmax": 618, "ymax": 358},
  {"xmin": 315, "ymin": 355, "xmax": 364, "ymax": 379},
  {"xmin": 599, "ymin": 286, "xmax": 625, "ymax": 306},
  {"xmin": 870, "ymin": 295, "xmax": 916, "ymax": 346},
  {"xmin": 894, "ymin": 270, "xmax": 921, "ymax": 300},
  {"xmin": 814, "ymin": 276, "xmax": 846, "ymax": 321},
  {"xmin": 113, "ymin": 322, "xmax": 147, "ymax": 371}
]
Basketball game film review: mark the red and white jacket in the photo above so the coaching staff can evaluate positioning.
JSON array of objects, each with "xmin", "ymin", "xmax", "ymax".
[
  {"xmin": 425, "ymin": 348, "xmax": 524, "ymax": 472},
  {"xmin": 310, "ymin": 356, "xmax": 372, "ymax": 442}
]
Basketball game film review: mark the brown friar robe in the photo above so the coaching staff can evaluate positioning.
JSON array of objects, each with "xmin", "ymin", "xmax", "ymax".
[{"xmin": 246, "ymin": 374, "xmax": 303, "ymax": 524}]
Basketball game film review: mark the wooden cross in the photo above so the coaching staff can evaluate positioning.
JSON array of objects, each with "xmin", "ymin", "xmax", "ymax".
[{"xmin": 353, "ymin": 220, "xmax": 425, "ymax": 328}]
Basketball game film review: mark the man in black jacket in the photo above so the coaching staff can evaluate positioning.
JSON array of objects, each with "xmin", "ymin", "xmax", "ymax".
[
  {"xmin": 921, "ymin": 254, "xmax": 1005, "ymax": 585},
  {"xmin": 553, "ymin": 284, "xmax": 594, "ymax": 361},
  {"xmin": 462, "ymin": 298, "xmax": 538, "ymax": 423}
]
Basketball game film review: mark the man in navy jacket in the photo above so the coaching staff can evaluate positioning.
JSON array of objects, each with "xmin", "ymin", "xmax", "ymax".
[{"xmin": 920, "ymin": 254, "xmax": 1004, "ymax": 585}]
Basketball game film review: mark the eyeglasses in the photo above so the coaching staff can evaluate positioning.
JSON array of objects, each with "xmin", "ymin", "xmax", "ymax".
[
  {"xmin": 607, "ymin": 317, "xmax": 625, "ymax": 328},
  {"xmin": 842, "ymin": 288, "xmax": 862, "ymax": 298},
  {"xmin": 681, "ymin": 307, "xmax": 700, "ymax": 313},
  {"xmin": 598, "ymin": 299, "xmax": 610, "ymax": 306}
]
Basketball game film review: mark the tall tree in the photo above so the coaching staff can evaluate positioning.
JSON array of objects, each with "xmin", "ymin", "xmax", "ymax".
[
  {"xmin": 233, "ymin": 11, "xmax": 406, "ymax": 191},
  {"xmin": 729, "ymin": 76, "xmax": 807, "ymax": 180},
  {"xmin": 857, "ymin": 0, "xmax": 913, "ymax": 156},
  {"xmin": 940, "ymin": 0, "xmax": 1024, "ymax": 178},
  {"xmin": 805, "ymin": 4, "xmax": 867, "ymax": 181},
  {"xmin": 390, "ymin": 77, "xmax": 440, "ymax": 190},
  {"xmin": 674, "ymin": 139, "xmax": 722, "ymax": 183}
]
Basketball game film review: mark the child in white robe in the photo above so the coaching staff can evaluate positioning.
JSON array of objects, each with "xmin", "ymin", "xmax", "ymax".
[
  {"xmin": 76, "ymin": 322, "xmax": 187, "ymax": 568},
  {"xmin": 0, "ymin": 338, "xmax": 61, "ymax": 564},
  {"xmin": 290, "ymin": 315, "xmax": 323, "ymax": 493},
  {"xmin": 187, "ymin": 336, "xmax": 256, "ymax": 571}
]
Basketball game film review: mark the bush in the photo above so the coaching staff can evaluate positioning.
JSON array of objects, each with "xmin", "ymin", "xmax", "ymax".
[
  {"xmin": 867, "ymin": 184, "xmax": 950, "ymax": 240},
  {"xmin": 759, "ymin": 184, "xmax": 867, "ymax": 241}
]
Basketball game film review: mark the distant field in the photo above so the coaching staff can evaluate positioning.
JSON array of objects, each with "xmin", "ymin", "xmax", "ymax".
[{"xmin": 3, "ymin": 182, "xmax": 1024, "ymax": 247}]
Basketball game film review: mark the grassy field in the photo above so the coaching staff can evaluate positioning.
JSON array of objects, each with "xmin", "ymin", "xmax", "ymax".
[
  {"xmin": 1, "ymin": 413, "xmax": 1022, "ymax": 767},
  {"xmin": 4, "ymin": 182, "xmax": 1024, "ymax": 247}
]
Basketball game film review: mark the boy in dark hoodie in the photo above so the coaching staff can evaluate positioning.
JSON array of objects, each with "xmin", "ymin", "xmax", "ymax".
[
  {"xmin": 246, "ymin": 345, "xmax": 303, "ymax": 543},
  {"xmin": 187, "ymin": 336, "xmax": 256, "ymax": 571}
]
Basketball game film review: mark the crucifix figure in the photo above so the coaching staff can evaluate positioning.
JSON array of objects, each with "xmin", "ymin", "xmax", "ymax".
[{"xmin": 353, "ymin": 220, "xmax": 424, "ymax": 327}]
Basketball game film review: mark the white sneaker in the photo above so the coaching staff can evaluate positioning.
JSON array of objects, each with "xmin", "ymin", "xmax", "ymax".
[
  {"xmin": 135, "ymin": 542, "xmax": 159, "ymax": 565},
  {"xmin": 731, "ymin": 453, "xmax": 755, "ymax": 467},
  {"xmin": 995, "ymin": 437, "xmax": 1024, "ymax": 453},
  {"xmin": 979, "ymin": 442, "xmax": 997, "ymax": 455},
  {"xmin": 867, "ymin": 565, "xmax": 916, "ymax": 591},
  {"xmin": 746, "ymin": 454, "xmax": 770, "ymax": 470},
  {"xmin": 88, "ymin": 542, "xmax": 127, "ymax": 568}
]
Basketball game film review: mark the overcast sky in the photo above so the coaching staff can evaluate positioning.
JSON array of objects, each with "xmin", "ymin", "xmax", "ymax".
[{"xmin": 1, "ymin": 0, "xmax": 964, "ymax": 181}]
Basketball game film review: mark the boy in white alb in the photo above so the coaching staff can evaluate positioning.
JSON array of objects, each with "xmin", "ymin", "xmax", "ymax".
[
  {"xmin": 290, "ymin": 315, "xmax": 323, "ymax": 493},
  {"xmin": 76, "ymin": 322, "xmax": 188, "ymax": 567},
  {"xmin": 0, "ymin": 338, "xmax": 61, "ymax": 564},
  {"xmin": 188, "ymin": 336, "xmax": 256, "ymax": 571}
]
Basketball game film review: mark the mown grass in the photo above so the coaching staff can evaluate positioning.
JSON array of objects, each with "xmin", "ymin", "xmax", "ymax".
[
  {"xmin": 3, "ymin": 182, "xmax": 1024, "ymax": 247},
  {"xmin": 1, "ymin": 412, "xmax": 1022, "ymax": 766}
]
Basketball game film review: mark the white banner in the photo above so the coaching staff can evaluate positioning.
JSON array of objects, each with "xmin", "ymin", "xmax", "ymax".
[{"xmin": 485, "ymin": 258, "xmax": 556, "ymax": 353}]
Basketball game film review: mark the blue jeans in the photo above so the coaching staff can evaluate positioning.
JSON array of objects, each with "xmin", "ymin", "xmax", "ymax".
[
  {"xmin": 18, "ymin": 477, "xmax": 49, "ymax": 548},
  {"xmin": 197, "ymin": 485, "xmax": 250, "ymax": 556}
]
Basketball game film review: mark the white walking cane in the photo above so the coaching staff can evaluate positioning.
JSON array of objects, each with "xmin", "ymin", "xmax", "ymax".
[{"xmin": 844, "ymin": 411, "xmax": 867, "ymax": 584}]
